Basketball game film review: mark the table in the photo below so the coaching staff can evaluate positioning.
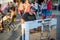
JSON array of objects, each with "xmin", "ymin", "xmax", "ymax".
[{"xmin": 21, "ymin": 18, "xmax": 57, "ymax": 40}]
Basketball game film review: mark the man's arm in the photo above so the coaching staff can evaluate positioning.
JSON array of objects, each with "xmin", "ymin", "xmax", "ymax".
[
  {"xmin": 20, "ymin": 18, "xmax": 25, "ymax": 24},
  {"xmin": 20, "ymin": 13, "xmax": 27, "ymax": 24}
]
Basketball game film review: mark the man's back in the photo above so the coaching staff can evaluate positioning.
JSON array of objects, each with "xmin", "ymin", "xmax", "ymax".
[{"xmin": 22, "ymin": 12, "xmax": 36, "ymax": 21}]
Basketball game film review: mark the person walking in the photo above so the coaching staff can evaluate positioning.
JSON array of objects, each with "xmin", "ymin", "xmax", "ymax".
[
  {"xmin": 18, "ymin": 0, "xmax": 25, "ymax": 16},
  {"xmin": 24, "ymin": 0, "xmax": 31, "ymax": 13},
  {"xmin": 42, "ymin": 0, "xmax": 47, "ymax": 18},
  {"xmin": 47, "ymin": 0, "xmax": 52, "ymax": 17}
]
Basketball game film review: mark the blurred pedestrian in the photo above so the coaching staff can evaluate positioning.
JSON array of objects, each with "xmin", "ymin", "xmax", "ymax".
[
  {"xmin": 47, "ymin": 0, "xmax": 52, "ymax": 17},
  {"xmin": 34, "ymin": 0, "xmax": 42, "ymax": 19},
  {"xmin": 8, "ymin": 2, "xmax": 14, "ymax": 8},
  {"xmin": 34, "ymin": 0, "xmax": 39, "ymax": 13},
  {"xmin": 0, "ymin": 5, "xmax": 4, "ymax": 17},
  {"xmin": 42, "ymin": 0, "xmax": 47, "ymax": 18},
  {"xmin": 1, "ymin": 3, "xmax": 8, "ymax": 13},
  {"xmin": 18, "ymin": 0, "xmax": 25, "ymax": 16},
  {"xmin": 8, "ymin": 6, "xmax": 17, "ymax": 30},
  {"xmin": 24, "ymin": 0, "xmax": 31, "ymax": 13},
  {"xmin": 9, "ymin": 7, "xmax": 16, "ymax": 22},
  {"xmin": 8, "ymin": 2, "xmax": 15, "ymax": 13}
]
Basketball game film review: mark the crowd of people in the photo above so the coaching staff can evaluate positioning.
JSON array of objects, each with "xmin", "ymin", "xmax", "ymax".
[{"xmin": 0, "ymin": 0, "xmax": 53, "ymax": 33}]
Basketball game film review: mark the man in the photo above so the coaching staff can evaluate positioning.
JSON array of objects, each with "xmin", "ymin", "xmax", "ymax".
[
  {"xmin": 20, "ymin": 6, "xmax": 36, "ymax": 40},
  {"xmin": 8, "ymin": 7, "xmax": 17, "ymax": 29},
  {"xmin": 21, "ymin": 6, "xmax": 36, "ymax": 22},
  {"xmin": 18, "ymin": 0, "xmax": 25, "ymax": 16},
  {"xmin": 9, "ymin": 7, "xmax": 16, "ymax": 21},
  {"xmin": 42, "ymin": 0, "xmax": 47, "ymax": 18},
  {"xmin": 24, "ymin": 0, "xmax": 31, "ymax": 13},
  {"xmin": 47, "ymin": 0, "xmax": 52, "ymax": 17},
  {"xmin": 34, "ymin": 0, "xmax": 39, "ymax": 13}
]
